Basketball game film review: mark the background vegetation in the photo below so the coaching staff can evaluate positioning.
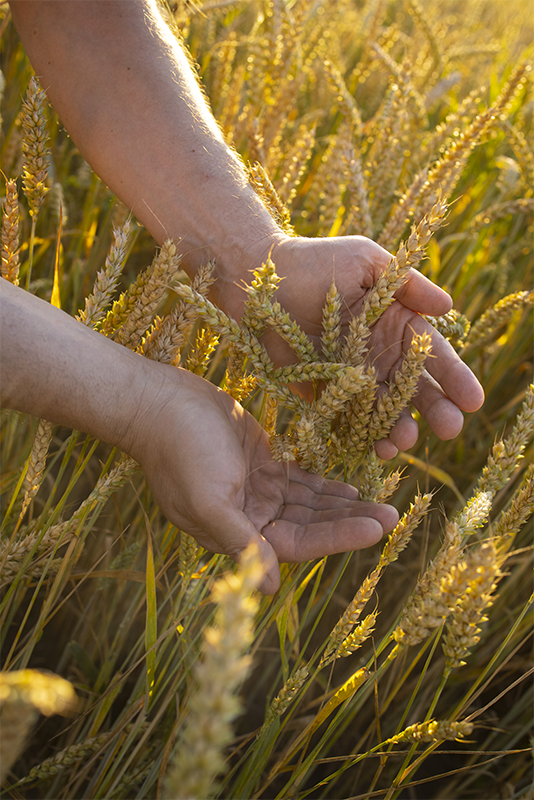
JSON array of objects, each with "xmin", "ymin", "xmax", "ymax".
[{"xmin": 1, "ymin": 1, "xmax": 533, "ymax": 798}]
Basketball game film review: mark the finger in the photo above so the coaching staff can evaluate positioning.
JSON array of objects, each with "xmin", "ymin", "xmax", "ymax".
[
  {"xmin": 277, "ymin": 500, "xmax": 397, "ymax": 526},
  {"xmin": 374, "ymin": 438, "xmax": 398, "ymax": 459},
  {"xmin": 195, "ymin": 504, "xmax": 281, "ymax": 594},
  {"xmin": 282, "ymin": 478, "xmax": 361, "ymax": 511},
  {"xmin": 395, "ymin": 269, "xmax": 453, "ymax": 316},
  {"xmin": 373, "ymin": 403, "xmax": 419, "ymax": 459},
  {"xmin": 381, "ymin": 407, "xmax": 419, "ymax": 453},
  {"xmin": 286, "ymin": 463, "xmax": 360, "ymax": 501},
  {"xmin": 408, "ymin": 316, "xmax": 484, "ymax": 413},
  {"xmin": 411, "ymin": 370, "xmax": 466, "ymax": 440},
  {"xmin": 263, "ymin": 506, "xmax": 398, "ymax": 563}
]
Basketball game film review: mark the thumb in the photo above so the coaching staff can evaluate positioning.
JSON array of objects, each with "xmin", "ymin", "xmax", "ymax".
[{"xmin": 207, "ymin": 506, "xmax": 281, "ymax": 594}]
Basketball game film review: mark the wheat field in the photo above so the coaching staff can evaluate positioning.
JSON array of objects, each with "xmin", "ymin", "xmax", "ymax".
[{"xmin": 1, "ymin": 1, "xmax": 533, "ymax": 799}]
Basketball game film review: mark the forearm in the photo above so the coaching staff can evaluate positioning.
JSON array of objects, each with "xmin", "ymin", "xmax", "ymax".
[
  {"xmin": 9, "ymin": 0, "xmax": 284, "ymax": 307},
  {"xmin": 0, "ymin": 279, "xmax": 163, "ymax": 452}
]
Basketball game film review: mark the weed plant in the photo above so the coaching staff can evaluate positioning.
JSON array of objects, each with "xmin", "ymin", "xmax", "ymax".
[{"xmin": 1, "ymin": 1, "xmax": 533, "ymax": 798}]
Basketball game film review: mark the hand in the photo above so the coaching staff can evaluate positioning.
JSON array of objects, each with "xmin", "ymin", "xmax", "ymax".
[
  {"xmin": 124, "ymin": 364, "xmax": 399, "ymax": 593},
  {"xmin": 233, "ymin": 235, "xmax": 484, "ymax": 459}
]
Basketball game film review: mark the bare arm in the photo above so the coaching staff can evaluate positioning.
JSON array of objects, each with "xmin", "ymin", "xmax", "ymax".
[{"xmin": 9, "ymin": 0, "xmax": 283, "ymax": 306}]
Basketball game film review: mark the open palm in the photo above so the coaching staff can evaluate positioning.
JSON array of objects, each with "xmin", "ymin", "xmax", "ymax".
[{"xmin": 130, "ymin": 364, "xmax": 398, "ymax": 592}]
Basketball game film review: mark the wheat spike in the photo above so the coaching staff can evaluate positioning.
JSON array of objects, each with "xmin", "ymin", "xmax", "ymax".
[
  {"xmin": 423, "ymin": 309, "xmax": 471, "ymax": 349},
  {"xmin": 218, "ymin": 61, "xmax": 246, "ymax": 141},
  {"xmin": 392, "ymin": 493, "xmax": 492, "ymax": 650},
  {"xmin": 405, "ymin": 0, "xmax": 443, "ymax": 83},
  {"xmin": 20, "ymin": 76, "xmax": 50, "ymax": 217},
  {"xmin": 276, "ymin": 124, "xmax": 316, "ymax": 207},
  {"xmin": 112, "ymin": 239, "xmax": 183, "ymax": 350},
  {"xmin": 77, "ymin": 220, "xmax": 132, "ymax": 328},
  {"xmin": 340, "ymin": 137, "xmax": 373, "ymax": 238},
  {"xmin": 323, "ymin": 58, "xmax": 362, "ymax": 140},
  {"xmin": 494, "ymin": 464, "xmax": 534, "ymax": 553},
  {"xmin": 321, "ymin": 492, "xmax": 432, "ymax": 666},
  {"xmin": 380, "ymin": 63, "xmax": 531, "ymax": 249},
  {"xmin": 367, "ymin": 331, "xmax": 432, "ymax": 445},
  {"xmin": 388, "ymin": 719, "xmax": 473, "ymax": 745},
  {"xmin": 420, "ymin": 86, "xmax": 484, "ymax": 163},
  {"xmin": 337, "ymin": 612, "xmax": 377, "ymax": 659},
  {"xmin": 374, "ymin": 467, "xmax": 404, "ymax": 504},
  {"xmin": 442, "ymin": 541, "xmax": 502, "ymax": 670},
  {"xmin": 363, "ymin": 196, "xmax": 449, "ymax": 327},
  {"xmin": 476, "ymin": 385, "xmax": 534, "ymax": 497},
  {"xmin": 1, "ymin": 177, "xmax": 20, "ymax": 284},
  {"xmin": 13, "ymin": 723, "xmax": 146, "ymax": 786},
  {"xmin": 248, "ymin": 161, "xmax": 294, "ymax": 234},
  {"xmin": 165, "ymin": 544, "xmax": 262, "ymax": 800},
  {"xmin": 264, "ymin": 665, "xmax": 309, "ymax": 726},
  {"xmin": 472, "ymin": 198, "xmax": 534, "ymax": 228},
  {"xmin": 20, "ymin": 419, "xmax": 54, "ymax": 515},
  {"xmin": 462, "ymin": 290, "xmax": 534, "ymax": 351},
  {"xmin": 321, "ymin": 279, "xmax": 343, "ymax": 361},
  {"xmin": 186, "ymin": 327, "xmax": 220, "ymax": 376},
  {"xmin": 1, "ymin": 456, "xmax": 138, "ymax": 587},
  {"xmin": 141, "ymin": 261, "xmax": 215, "ymax": 364},
  {"xmin": 358, "ymin": 450, "xmax": 385, "ymax": 502},
  {"xmin": 211, "ymin": 32, "xmax": 238, "ymax": 118},
  {"xmin": 0, "ymin": 670, "xmax": 76, "ymax": 782},
  {"xmin": 500, "ymin": 119, "xmax": 534, "ymax": 190}
]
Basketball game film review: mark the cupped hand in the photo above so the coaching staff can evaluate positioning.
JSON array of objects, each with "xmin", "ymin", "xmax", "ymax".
[
  {"xmin": 246, "ymin": 235, "xmax": 484, "ymax": 458},
  {"xmin": 125, "ymin": 363, "xmax": 399, "ymax": 593}
]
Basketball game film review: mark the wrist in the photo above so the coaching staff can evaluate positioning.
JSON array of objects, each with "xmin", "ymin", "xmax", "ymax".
[{"xmin": 209, "ymin": 218, "xmax": 290, "ymax": 320}]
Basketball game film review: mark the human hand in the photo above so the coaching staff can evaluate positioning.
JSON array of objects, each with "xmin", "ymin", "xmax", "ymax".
[
  {"xmin": 226, "ymin": 235, "xmax": 484, "ymax": 459},
  {"xmin": 124, "ymin": 363, "xmax": 399, "ymax": 593}
]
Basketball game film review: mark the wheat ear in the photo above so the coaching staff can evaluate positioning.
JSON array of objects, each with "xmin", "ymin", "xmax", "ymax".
[{"xmin": 1, "ymin": 177, "xmax": 20, "ymax": 285}]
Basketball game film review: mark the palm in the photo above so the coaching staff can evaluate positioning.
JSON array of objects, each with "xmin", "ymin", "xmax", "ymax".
[{"xmin": 137, "ymin": 367, "xmax": 397, "ymax": 592}]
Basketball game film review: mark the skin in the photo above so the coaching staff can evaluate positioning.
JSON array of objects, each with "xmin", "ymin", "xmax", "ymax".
[{"xmin": 2, "ymin": 1, "xmax": 484, "ymax": 591}]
